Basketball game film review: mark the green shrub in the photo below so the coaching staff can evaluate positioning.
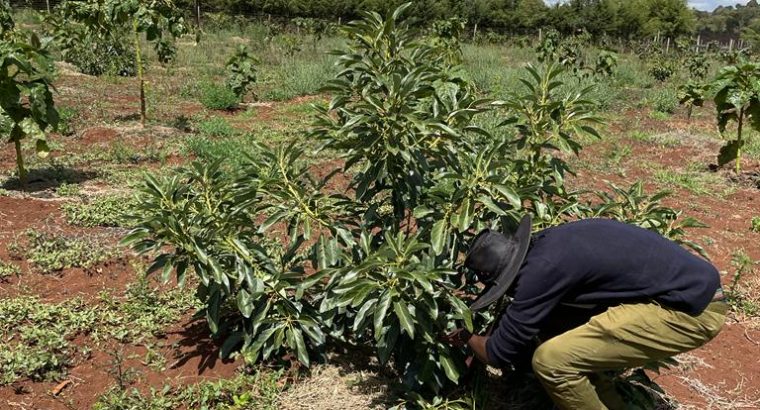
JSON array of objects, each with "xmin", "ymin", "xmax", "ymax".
[
  {"xmin": 752, "ymin": 216, "xmax": 760, "ymax": 233},
  {"xmin": 60, "ymin": 30, "xmax": 136, "ymax": 77},
  {"xmin": 649, "ymin": 60, "xmax": 675, "ymax": 82},
  {"xmin": 199, "ymin": 83, "xmax": 239, "ymax": 110}
]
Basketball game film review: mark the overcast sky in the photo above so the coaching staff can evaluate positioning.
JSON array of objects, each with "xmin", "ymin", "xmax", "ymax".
[
  {"xmin": 544, "ymin": 0, "xmax": 750, "ymax": 12},
  {"xmin": 688, "ymin": 0, "xmax": 751, "ymax": 11}
]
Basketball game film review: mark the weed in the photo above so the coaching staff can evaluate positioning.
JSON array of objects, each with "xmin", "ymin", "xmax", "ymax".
[
  {"xmin": 606, "ymin": 142, "xmax": 632, "ymax": 169},
  {"xmin": 199, "ymin": 83, "xmax": 239, "ymax": 110},
  {"xmin": 726, "ymin": 250, "xmax": 760, "ymax": 319},
  {"xmin": 0, "ymin": 297, "xmax": 97, "ymax": 385},
  {"xmin": 0, "ymin": 328, "xmax": 71, "ymax": 384},
  {"xmin": 56, "ymin": 182, "xmax": 82, "ymax": 197},
  {"xmin": 10, "ymin": 230, "xmax": 117, "ymax": 274},
  {"xmin": 109, "ymin": 140, "xmax": 168, "ymax": 165},
  {"xmin": 0, "ymin": 259, "xmax": 21, "ymax": 281},
  {"xmin": 171, "ymin": 115, "xmax": 192, "ymax": 132},
  {"xmin": 752, "ymin": 216, "xmax": 760, "ymax": 233},
  {"xmin": 106, "ymin": 348, "xmax": 140, "ymax": 391},
  {"xmin": 651, "ymin": 88, "xmax": 678, "ymax": 114},
  {"xmin": 92, "ymin": 371, "xmax": 284, "ymax": 410},
  {"xmin": 55, "ymin": 106, "xmax": 79, "ymax": 136},
  {"xmin": 63, "ymin": 194, "xmax": 139, "ymax": 228},
  {"xmin": 93, "ymin": 272, "xmax": 198, "ymax": 343},
  {"xmin": 197, "ymin": 116, "xmax": 236, "ymax": 138}
]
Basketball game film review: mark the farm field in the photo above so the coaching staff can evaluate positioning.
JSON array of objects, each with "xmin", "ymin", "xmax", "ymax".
[{"xmin": 2, "ymin": 5, "xmax": 760, "ymax": 410}]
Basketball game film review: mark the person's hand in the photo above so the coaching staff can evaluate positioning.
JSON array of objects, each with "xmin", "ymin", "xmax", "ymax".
[{"xmin": 440, "ymin": 328, "xmax": 473, "ymax": 347}]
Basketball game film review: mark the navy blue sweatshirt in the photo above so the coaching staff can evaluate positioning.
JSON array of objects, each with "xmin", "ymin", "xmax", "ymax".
[{"xmin": 485, "ymin": 218, "xmax": 721, "ymax": 369}]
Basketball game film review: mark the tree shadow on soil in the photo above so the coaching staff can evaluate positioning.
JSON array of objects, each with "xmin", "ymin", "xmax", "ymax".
[
  {"xmin": 1, "ymin": 166, "xmax": 99, "ymax": 194},
  {"xmin": 167, "ymin": 319, "xmax": 235, "ymax": 375}
]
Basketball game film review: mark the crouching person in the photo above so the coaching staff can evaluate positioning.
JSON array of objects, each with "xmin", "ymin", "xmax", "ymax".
[{"xmin": 442, "ymin": 217, "xmax": 727, "ymax": 410}]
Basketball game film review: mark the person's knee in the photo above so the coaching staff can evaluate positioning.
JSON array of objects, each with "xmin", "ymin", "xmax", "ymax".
[{"xmin": 532, "ymin": 339, "xmax": 565, "ymax": 381}]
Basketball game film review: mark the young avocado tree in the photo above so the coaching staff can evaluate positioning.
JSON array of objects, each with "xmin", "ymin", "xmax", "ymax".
[
  {"xmin": 0, "ymin": 5, "xmax": 59, "ymax": 187},
  {"xmin": 225, "ymin": 45, "xmax": 258, "ymax": 102},
  {"xmin": 712, "ymin": 61, "xmax": 760, "ymax": 174},
  {"xmin": 678, "ymin": 81, "xmax": 708, "ymax": 121},
  {"xmin": 55, "ymin": 0, "xmax": 186, "ymax": 126},
  {"xmin": 125, "ymin": 3, "xmax": 708, "ymax": 405}
]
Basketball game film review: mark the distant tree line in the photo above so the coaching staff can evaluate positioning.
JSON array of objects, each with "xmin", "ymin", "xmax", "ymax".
[
  {"xmin": 9, "ymin": 0, "xmax": 760, "ymax": 46},
  {"xmin": 171, "ymin": 0, "xmax": 697, "ymax": 39}
]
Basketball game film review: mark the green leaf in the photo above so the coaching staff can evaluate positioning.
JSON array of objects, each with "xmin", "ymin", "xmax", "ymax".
[
  {"xmin": 292, "ymin": 327, "xmax": 310, "ymax": 367},
  {"xmin": 35, "ymin": 139, "xmax": 50, "ymax": 158},
  {"xmin": 440, "ymin": 353, "xmax": 460, "ymax": 383},
  {"xmin": 393, "ymin": 301, "xmax": 415, "ymax": 339},
  {"xmin": 430, "ymin": 219, "xmax": 447, "ymax": 255},
  {"xmin": 221, "ymin": 331, "xmax": 244, "ymax": 359},
  {"xmin": 374, "ymin": 293, "xmax": 392, "ymax": 341}
]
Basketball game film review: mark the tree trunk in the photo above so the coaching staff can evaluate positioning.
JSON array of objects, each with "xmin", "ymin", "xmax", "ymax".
[
  {"xmin": 133, "ymin": 18, "xmax": 146, "ymax": 127},
  {"xmin": 195, "ymin": 0, "xmax": 202, "ymax": 44},
  {"xmin": 14, "ymin": 137, "xmax": 26, "ymax": 188},
  {"xmin": 737, "ymin": 107, "xmax": 744, "ymax": 174}
]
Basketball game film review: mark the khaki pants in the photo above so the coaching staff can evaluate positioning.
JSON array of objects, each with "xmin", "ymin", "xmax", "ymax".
[{"xmin": 531, "ymin": 301, "xmax": 727, "ymax": 410}]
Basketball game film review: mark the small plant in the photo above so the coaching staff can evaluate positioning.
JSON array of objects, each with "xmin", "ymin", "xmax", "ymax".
[
  {"xmin": 0, "ymin": 259, "xmax": 20, "ymax": 281},
  {"xmin": 713, "ymin": 61, "xmax": 760, "ymax": 173},
  {"xmin": 0, "ymin": 23, "xmax": 59, "ymax": 186},
  {"xmin": 279, "ymin": 34, "xmax": 302, "ymax": 57},
  {"xmin": 649, "ymin": 59, "xmax": 675, "ymax": 82},
  {"xmin": 678, "ymin": 82, "xmax": 708, "ymax": 120},
  {"xmin": 55, "ymin": 182, "xmax": 82, "ymax": 197},
  {"xmin": 0, "ymin": 327, "xmax": 71, "ymax": 384},
  {"xmin": 686, "ymin": 54, "xmax": 709, "ymax": 80},
  {"xmin": 199, "ymin": 83, "xmax": 239, "ymax": 110},
  {"xmin": 10, "ymin": 230, "xmax": 116, "ymax": 273},
  {"xmin": 225, "ymin": 45, "xmax": 258, "ymax": 101},
  {"xmin": 726, "ymin": 250, "xmax": 759, "ymax": 318},
  {"xmin": 752, "ymin": 216, "xmax": 760, "ymax": 233},
  {"xmin": 594, "ymin": 50, "xmax": 618, "ymax": 77}
]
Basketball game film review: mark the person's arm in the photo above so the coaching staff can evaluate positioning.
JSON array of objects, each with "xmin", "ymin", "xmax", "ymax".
[
  {"xmin": 484, "ymin": 256, "xmax": 574, "ymax": 368},
  {"xmin": 467, "ymin": 334, "xmax": 493, "ymax": 365},
  {"xmin": 440, "ymin": 329, "xmax": 495, "ymax": 366}
]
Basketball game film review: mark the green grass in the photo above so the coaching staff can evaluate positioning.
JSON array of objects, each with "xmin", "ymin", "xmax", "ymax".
[{"xmin": 653, "ymin": 162, "xmax": 733, "ymax": 197}]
